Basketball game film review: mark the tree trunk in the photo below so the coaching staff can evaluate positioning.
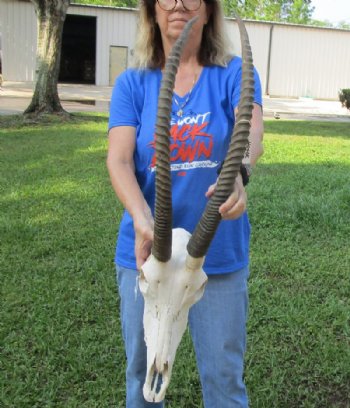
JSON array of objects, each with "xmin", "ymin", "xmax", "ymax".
[{"xmin": 25, "ymin": 0, "xmax": 70, "ymax": 115}]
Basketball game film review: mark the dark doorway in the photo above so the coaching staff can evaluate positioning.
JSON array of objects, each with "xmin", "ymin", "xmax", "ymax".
[{"xmin": 59, "ymin": 15, "xmax": 96, "ymax": 84}]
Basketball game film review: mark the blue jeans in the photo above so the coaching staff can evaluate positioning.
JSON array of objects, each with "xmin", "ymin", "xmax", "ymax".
[{"xmin": 116, "ymin": 265, "xmax": 250, "ymax": 408}]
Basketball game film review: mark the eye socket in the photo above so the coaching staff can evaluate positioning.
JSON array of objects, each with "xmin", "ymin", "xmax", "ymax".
[{"xmin": 187, "ymin": 281, "xmax": 206, "ymax": 304}]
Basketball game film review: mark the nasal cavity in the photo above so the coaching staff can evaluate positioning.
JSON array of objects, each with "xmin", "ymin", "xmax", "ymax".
[{"xmin": 151, "ymin": 371, "xmax": 163, "ymax": 395}]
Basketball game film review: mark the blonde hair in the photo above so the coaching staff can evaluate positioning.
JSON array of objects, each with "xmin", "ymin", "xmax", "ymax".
[{"xmin": 134, "ymin": 0, "xmax": 232, "ymax": 69}]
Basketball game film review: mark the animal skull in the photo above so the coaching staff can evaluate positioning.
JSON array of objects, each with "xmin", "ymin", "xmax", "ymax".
[
  {"xmin": 140, "ymin": 228, "xmax": 207, "ymax": 402},
  {"xmin": 139, "ymin": 15, "xmax": 255, "ymax": 403}
]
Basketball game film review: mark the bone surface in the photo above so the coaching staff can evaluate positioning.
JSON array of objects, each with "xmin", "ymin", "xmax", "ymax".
[{"xmin": 140, "ymin": 228, "xmax": 207, "ymax": 402}]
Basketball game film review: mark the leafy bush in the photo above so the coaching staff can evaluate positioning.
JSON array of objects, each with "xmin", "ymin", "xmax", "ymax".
[{"xmin": 339, "ymin": 88, "xmax": 350, "ymax": 110}]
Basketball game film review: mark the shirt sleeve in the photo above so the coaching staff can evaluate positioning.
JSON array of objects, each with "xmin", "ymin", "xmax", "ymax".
[
  {"xmin": 232, "ymin": 63, "xmax": 263, "ymax": 110},
  {"xmin": 108, "ymin": 70, "xmax": 139, "ymax": 131}
]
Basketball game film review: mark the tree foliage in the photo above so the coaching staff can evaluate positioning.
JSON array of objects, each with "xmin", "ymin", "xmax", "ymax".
[
  {"xmin": 310, "ymin": 19, "xmax": 350, "ymax": 29},
  {"xmin": 222, "ymin": 0, "xmax": 314, "ymax": 24},
  {"xmin": 71, "ymin": 0, "xmax": 138, "ymax": 7},
  {"xmin": 339, "ymin": 89, "xmax": 350, "ymax": 111}
]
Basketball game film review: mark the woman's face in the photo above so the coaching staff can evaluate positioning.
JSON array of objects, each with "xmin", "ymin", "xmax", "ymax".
[{"xmin": 155, "ymin": 0, "xmax": 210, "ymax": 45}]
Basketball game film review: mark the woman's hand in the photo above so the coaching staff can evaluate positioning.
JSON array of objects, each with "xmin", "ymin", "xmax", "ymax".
[
  {"xmin": 205, "ymin": 174, "xmax": 247, "ymax": 220},
  {"xmin": 134, "ymin": 209, "xmax": 154, "ymax": 270}
]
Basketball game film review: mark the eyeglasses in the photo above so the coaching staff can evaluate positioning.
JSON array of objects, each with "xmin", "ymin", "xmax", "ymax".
[{"xmin": 157, "ymin": 0, "xmax": 202, "ymax": 12}]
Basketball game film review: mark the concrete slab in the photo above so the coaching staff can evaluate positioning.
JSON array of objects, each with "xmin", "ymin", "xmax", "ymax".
[
  {"xmin": 0, "ymin": 82, "xmax": 111, "ymax": 115},
  {"xmin": 0, "ymin": 81, "xmax": 349, "ymax": 121},
  {"xmin": 263, "ymin": 96, "xmax": 350, "ymax": 122}
]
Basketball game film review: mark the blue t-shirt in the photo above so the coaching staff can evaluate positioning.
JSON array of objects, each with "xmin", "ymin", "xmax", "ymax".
[{"xmin": 109, "ymin": 57, "xmax": 262, "ymax": 275}]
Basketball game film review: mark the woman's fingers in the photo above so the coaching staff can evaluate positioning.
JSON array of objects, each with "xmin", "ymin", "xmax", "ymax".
[
  {"xmin": 134, "ymin": 217, "xmax": 154, "ymax": 270},
  {"xmin": 219, "ymin": 189, "xmax": 247, "ymax": 220},
  {"xmin": 205, "ymin": 183, "xmax": 216, "ymax": 198},
  {"xmin": 219, "ymin": 175, "xmax": 247, "ymax": 220}
]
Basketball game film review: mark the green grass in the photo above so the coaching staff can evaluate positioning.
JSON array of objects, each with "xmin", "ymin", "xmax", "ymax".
[{"xmin": 0, "ymin": 115, "xmax": 349, "ymax": 407}]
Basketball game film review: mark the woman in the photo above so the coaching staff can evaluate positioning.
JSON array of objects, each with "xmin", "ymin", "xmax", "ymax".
[{"xmin": 107, "ymin": 0, "xmax": 264, "ymax": 406}]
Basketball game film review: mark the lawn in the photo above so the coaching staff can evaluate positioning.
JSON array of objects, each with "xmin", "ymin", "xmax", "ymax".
[{"xmin": 0, "ymin": 115, "xmax": 349, "ymax": 407}]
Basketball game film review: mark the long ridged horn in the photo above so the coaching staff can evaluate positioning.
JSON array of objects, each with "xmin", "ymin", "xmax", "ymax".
[
  {"xmin": 152, "ymin": 17, "xmax": 198, "ymax": 262},
  {"xmin": 187, "ymin": 15, "xmax": 255, "ymax": 258}
]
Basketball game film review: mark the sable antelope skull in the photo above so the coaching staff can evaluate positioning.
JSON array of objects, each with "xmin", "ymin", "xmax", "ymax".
[{"xmin": 139, "ymin": 15, "xmax": 255, "ymax": 403}]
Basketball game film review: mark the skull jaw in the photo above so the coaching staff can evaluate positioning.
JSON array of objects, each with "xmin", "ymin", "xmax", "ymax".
[{"xmin": 140, "ymin": 228, "xmax": 208, "ymax": 403}]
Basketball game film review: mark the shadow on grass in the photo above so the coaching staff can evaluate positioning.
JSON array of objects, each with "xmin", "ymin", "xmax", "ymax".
[{"xmin": 0, "ymin": 112, "xmax": 108, "ymax": 129}]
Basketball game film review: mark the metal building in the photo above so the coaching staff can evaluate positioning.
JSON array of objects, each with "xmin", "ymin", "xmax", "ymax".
[
  {"xmin": 225, "ymin": 18, "xmax": 350, "ymax": 100},
  {"xmin": 1, "ymin": 0, "xmax": 350, "ymax": 100},
  {"xmin": 0, "ymin": 0, "xmax": 137, "ymax": 86}
]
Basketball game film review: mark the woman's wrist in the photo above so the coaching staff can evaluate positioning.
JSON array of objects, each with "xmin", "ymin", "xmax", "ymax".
[{"xmin": 133, "ymin": 204, "xmax": 154, "ymax": 231}]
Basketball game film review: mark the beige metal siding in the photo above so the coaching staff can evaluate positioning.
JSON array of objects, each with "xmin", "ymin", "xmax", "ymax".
[
  {"xmin": 226, "ymin": 19, "xmax": 271, "ymax": 97},
  {"xmin": 269, "ymin": 25, "xmax": 350, "ymax": 99},
  {"xmin": 98, "ymin": 8, "xmax": 137, "ymax": 86},
  {"xmin": 1, "ymin": 0, "xmax": 37, "ymax": 81}
]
